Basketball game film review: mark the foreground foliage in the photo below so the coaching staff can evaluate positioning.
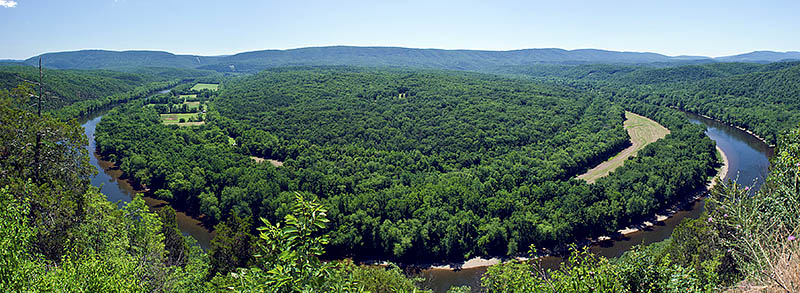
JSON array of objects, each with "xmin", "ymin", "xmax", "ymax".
[{"xmin": 210, "ymin": 192, "xmax": 428, "ymax": 292}]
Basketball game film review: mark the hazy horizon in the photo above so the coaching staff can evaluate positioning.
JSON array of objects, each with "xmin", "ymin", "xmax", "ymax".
[
  {"xmin": 4, "ymin": 45, "xmax": 800, "ymax": 62},
  {"xmin": 2, "ymin": 0, "xmax": 799, "ymax": 59}
]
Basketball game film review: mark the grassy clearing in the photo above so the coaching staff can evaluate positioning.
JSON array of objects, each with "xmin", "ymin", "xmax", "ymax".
[
  {"xmin": 577, "ymin": 111, "xmax": 670, "ymax": 183},
  {"xmin": 174, "ymin": 121, "xmax": 205, "ymax": 126},
  {"xmin": 160, "ymin": 113, "xmax": 204, "ymax": 126},
  {"xmin": 183, "ymin": 101, "xmax": 201, "ymax": 110},
  {"xmin": 160, "ymin": 113, "xmax": 198, "ymax": 122},
  {"xmin": 147, "ymin": 102, "xmax": 200, "ymax": 111},
  {"xmin": 191, "ymin": 83, "xmax": 219, "ymax": 91}
]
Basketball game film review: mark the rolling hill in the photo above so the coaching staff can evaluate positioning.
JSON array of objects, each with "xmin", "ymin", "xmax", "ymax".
[
  {"xmin": 22, "ymin": 50, "xmax": 223, "ymax": 70},
  {"xmin": 14, "ymin": 46, "xmax": 800, "ymax": 73},
  {"xmin": 715, "ymin": 50, "xmax": 800, "ymax": 63},
  {"xmin": 19, "ymin": 46, "xmax": 711, "ymax": 72}
]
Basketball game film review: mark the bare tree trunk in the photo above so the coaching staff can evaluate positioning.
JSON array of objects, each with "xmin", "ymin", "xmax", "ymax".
[{"xmin": 34, "ymin": 56, "xmax": 42, "ymax": 182}]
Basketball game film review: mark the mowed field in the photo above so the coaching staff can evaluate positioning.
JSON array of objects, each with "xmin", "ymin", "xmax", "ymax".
[
  {"xmin": 183, "ymin": 101, "xmax": 201, "ymax": 110},
  {"xmin": 191, "ymin": 83, "xmax": 219, "ymax": 91},
  {"xmin": 577, "ymin": 111, "xmax": 670, "ymax": 183},
  {"xmin": 146, "ymin": 101, "xmax": 200, "ymax": 110},
  {"xmin": 160, "ymin": 113, "xmax": 204, "ymax": 126}
]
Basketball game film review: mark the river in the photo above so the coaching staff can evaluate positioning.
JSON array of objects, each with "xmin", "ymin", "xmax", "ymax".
[
  {"xmin": 420, "ymin": 111, "xmax": 773, "ymax": 292},
  {"xmin": 80, "ymin": 90, "xmax": 215, "ymax": 250},
  {"xmin": 80, "ymin": 107, "xmax": 773, "ymax": 292}
]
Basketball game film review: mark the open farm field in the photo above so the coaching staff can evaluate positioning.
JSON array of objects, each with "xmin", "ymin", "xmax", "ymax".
[
  {"xmin": 577, "ymin": 111, "xmax": 670, "ymax": 183},
  {"xmin": 191, "ymin": 83, "xmax": 218, "ymax": 91},
  {"xmin": 160, "ymin": 113, "xmax": 203, "ymax": 126}
]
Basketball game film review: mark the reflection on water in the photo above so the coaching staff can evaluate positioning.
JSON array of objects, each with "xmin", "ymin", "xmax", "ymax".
[
  {"xmin": 422, "ymin": 112, "xmax": 773, "ymax": 292},
  {"xmin": 420, "ymin": 267, "xmax": 488, "ymax": 293},
  {"xmin": 686, "ymin": 112, "xmax": 773, "ymax": 191},
  {"xmin": 81, "ymin": 114, "xmax": 214, "ymax": 249}
]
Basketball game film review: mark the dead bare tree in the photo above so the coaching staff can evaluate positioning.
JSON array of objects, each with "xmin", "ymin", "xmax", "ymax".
[{"xmin": 34, "ymin": 56, "xmax": 43, "ymax": 182}]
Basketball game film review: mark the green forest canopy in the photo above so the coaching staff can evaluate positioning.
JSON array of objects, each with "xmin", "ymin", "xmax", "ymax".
[
  {"xmin": 0, "ymin": 83, "xmax": 428, "ymax": 292},
  {"xmin": 502, "ymin": 61, "xmax": 800, "ymax": 145},
  {"xmin": 95, "ymin": 67, "xmax": 717, "ymax": 262},
  {"xmin": 3, "ymin": 58, "xmax": 800, "ymax": 291}
]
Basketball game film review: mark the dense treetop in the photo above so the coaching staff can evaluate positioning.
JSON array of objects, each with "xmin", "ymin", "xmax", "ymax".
[
  {"xmin": 95, "ymin": 68, "xmax": 717, "ymax": 262},
  {"xmin": 216, "ymin": 68, "xmax": 626, "ymax": 167},
  {"xmin": 5, "ymin": 54, "xmax": 798, "ymax": 290},
  {"xmin": 0, "ymin": 64, "xmax": 221, "ymax": 118},
  {"xmin": 0, "ymin": 83, "xmax": 428, "ymax": 292},
  {"xmin": 482, "ymin": 118, "xmax": 800, "ymax": 293},
  {"xmin": 6, "ymin": 44, "xmax": 800, "ymax": 291},
  {"xmin": 0, "ymin": 65, "xmax": 147, "ymax": 110},
  {"xmin": 501, "ymin": 61, "xmax": 800, "ymax": 144}
]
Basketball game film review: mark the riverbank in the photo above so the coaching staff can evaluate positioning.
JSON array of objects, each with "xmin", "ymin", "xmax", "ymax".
[
  {"xmin": 425, "ymin": 143, "xmax": 731, "ymax": 272},
  {"xmin": 610, "ymin": 145, "xmax": 728, "ymax": 237},
  {"xmin": 80, "ymin": 105, "xmax": 215, "ymax": 250},
  {"xmin": 696, "ymin": 113, "xmax": 774, "ymax": 148},
  {"xmin": 669, "ymin": 107, "xmax": 775, "ymax": 148},
  {"xmin": 710, "ymin": 146, "xmax": 729, "ymax": 189},
  {"xmin": 430, "ymin": 257, "xmax": 502, "ymax": 270},
  {"xmin": 94, "ymin": 148, "xmax": 216, "ymax": 247}
]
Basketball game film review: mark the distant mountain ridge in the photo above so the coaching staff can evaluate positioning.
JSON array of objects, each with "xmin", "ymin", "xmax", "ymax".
[
  {"xmin": 16, "ymin": 46, "xmax": 800, "ymax": 72},
  {"xmin": 23, "ymin": 50, "xmax": 223, "ymax": 70},
  {"xmin": 715, "ymin": 50, "xmax": 800, "ymax": 63}
]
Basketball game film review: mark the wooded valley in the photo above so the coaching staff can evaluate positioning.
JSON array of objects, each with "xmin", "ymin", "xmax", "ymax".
[{"xmin": 1, "ymin": 55, "xmax": 799, "ymax": 291}]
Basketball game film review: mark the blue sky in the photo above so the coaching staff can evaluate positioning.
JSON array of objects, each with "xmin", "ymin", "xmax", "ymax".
[{"xmin": 1, "ymin": 0, "xmax": 799, "ymax": 59}]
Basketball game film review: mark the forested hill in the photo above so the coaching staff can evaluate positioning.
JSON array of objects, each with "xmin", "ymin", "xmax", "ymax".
[
  {"xmin": 498, "ymin": 61, "xmax": 800, "ymax": 84},
  {"xmin": 503, "ymin": 61, "xmax": 800, "ymax": 145},
  {"xmin": 95, "ymin": 67, "xmax": 717, "ymax": 262},
  {"xmin": 0, "ymin": 80, "xmax": 426, "ymax": 291},
  {"xmin": 22, "ymin": 46, "xmax": 708, "ymax": 71},
  {"xmin": 18, "ymin": 47, "xmax": 800, "ymax": 72},
  {"xmin": 654, "ymin": 62, "xmax": 800, "ymax": 144},
  {"xmin": 25, "ymin": 50, "xmax": 224, "ymax": 70},
  {"xmin": 0, "ymin": 65, "xmax": 148, "ymax": 110},
  {"xmin": 197, "ymin": 47, "xmax": 700, "ymax": 72},
  {"xmin": 0, "ymin": 65, "xmax": 216, "ymax": 112},
  {"xmin": 714, "ymin": 50, "xmax": 800, "ymax": 63}
]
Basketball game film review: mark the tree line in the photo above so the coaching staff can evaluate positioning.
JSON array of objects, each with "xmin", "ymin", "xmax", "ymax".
[{"xmin": 504, "ymin": 61, "xmax": 800, "ymax": 145}]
